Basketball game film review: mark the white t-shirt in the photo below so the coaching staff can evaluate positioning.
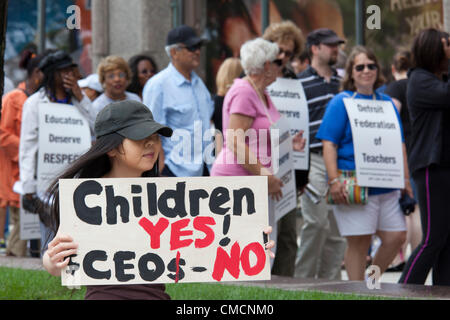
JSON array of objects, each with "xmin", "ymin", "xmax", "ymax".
[{"xmin": 92, "ymin": 92, "xmax": 141, "ymax": 114}]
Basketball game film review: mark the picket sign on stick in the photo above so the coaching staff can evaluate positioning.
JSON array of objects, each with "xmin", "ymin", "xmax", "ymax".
[
  {"xmin": 268, "ymin": 78, "xmax": 310, "ymax": 170},
  {"xmin": 59, "ymin": 176, "xmax": 271, "ymax": 286},
  {"xmin": 270, "ymin": 116, "xmax": 296, "ymax": 222}
]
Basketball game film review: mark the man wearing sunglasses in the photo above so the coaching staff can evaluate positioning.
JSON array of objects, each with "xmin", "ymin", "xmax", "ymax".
[
  {"xmin": 143, "ymin": 25, "xmax": 214, "ymax": 178},
  {"xmin": 295, "ymin": 28, "xmax": 347, "ymax": 281}
]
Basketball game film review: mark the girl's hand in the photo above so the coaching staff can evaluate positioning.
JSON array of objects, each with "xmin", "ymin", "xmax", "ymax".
[
  {"xmin": 268, "ymin": 175, "xmax": 283, "ymax": 201},
  {"xmin": 292, "ymin": 130, "xmax": 306, "ymax": 152},
  {"xmin": 329, "ymin": 181, "xmax": 349, "ymax": 204},
  {"xmin": 46, "ymin": 233, "xmax": 78, "ymax": 274},
  {"xmin": 263, "ymin": 226, "xmax": 275, "ymax": 259}
]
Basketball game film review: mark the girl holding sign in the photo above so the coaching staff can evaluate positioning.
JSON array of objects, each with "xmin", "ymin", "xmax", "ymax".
[
  {"xmin": 42, "ymin": 100, "xmax": 276, "ymax": 299},
  {"xmin": 317, "ymin": 46, "xmax": 412, "ymax": 281}
]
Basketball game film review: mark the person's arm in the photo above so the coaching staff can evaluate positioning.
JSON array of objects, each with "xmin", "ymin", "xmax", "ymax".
[
  {"xmin": 322, "ymin": 140, "xmax": 348, "ymax": 204},
  {"xmin": 19, "ymin": 94, "xmax": 40, "ymax": 196},
  {"xmin": 402, "ymin": 143, "xmax": 413, "ymax": 198},
  {"xmin": 63, "ymin": 72, "xmax": 97, "ymax": 133},
  {"xmin": 214, "ymin": 125, "xmax": 224, "ymax": 157},
  {"xmin": 0, "ymin": 93, "xmax": 21, "ymax": 161},
  {"xmin": 392, "ymin": 97, "xmax": 402, "ymax": 113},
  {"xmin": 43, "ymin": 232, "xmax": 78, "ymax": 277},
  {"xmin": 226, "ymin": 113, "xmax": 283, "ymax": 200}
]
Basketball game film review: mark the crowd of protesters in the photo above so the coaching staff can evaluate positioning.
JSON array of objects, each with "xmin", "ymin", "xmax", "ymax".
[{"xmin": 1, "ymin": 22, "xmax": 449, "ymax": 299}]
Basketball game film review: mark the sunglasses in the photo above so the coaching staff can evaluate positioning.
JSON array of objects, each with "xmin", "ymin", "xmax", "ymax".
[
  {"xmin": 180, "ymin": 43, "xmax": 202, "ymax": 52},
  {"xmin": 272, "ymin": 59, "xmax": 283, "ymax": 67},
  {"xmin": 354, "ymin": 63, "xmax": 377, "ymax": 72},
  {"xmin": 279, "ymin": 48, "xmax": 294, "ymax": 58}
]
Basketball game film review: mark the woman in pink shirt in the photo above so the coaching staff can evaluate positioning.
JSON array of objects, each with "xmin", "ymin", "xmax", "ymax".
[
  {"xmin": 211, "ymin": 38, "xmax": 284, "ymax": 197},
  {"xmin": 211, "ymin": 39, "xmax": 305, "ymax": 262}
]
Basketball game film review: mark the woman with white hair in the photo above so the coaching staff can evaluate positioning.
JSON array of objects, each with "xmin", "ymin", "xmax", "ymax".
[{"xmin": 211, "ymin": 38, "xmax": 305, "ymax": 261}]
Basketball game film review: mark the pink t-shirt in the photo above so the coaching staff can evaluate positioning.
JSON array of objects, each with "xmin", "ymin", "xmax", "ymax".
[{"xmin": 211, "ymin": 78, "xmax": 281, "ymax": 177}]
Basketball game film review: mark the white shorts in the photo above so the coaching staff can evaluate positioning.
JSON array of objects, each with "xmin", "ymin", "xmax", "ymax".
[{"xmin": 332, "ymin": 190, "xmax": 406, "ymax": 237}]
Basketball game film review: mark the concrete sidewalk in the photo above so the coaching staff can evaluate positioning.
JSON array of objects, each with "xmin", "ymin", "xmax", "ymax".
[
  {"xmin": 239, "ymin": 275, "xmax": 450, "ymax": 300},
  {"xmin": 1, "ymin": 255, "xmax": 449, "ymax": 300}
]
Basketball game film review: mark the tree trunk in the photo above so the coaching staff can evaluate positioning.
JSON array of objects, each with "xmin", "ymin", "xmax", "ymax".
[{"xmin": 0, "ymin": 0, "xmax": 9, "ymax": 103}]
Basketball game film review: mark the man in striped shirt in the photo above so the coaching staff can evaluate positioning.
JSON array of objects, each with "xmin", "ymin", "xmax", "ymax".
[{"xmin": 295, "ymin": 29, "xmax": 347, "ymax": 280}]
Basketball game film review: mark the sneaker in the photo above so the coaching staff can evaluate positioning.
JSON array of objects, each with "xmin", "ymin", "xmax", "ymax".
[{"xmin": 0, "ymin": 239, "xmax": 6, "ymax": 255}]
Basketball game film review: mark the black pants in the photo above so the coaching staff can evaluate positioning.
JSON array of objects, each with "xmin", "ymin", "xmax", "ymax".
[
  {"xmin": 399, "ymin": 165, "xmax": 450, "ymax": 285},
  {"xmin": 271, "ymin": 209, "xmax": 298, "ymax": 277}
]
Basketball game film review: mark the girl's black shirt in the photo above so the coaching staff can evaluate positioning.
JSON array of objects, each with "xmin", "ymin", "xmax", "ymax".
[{"xmin": 407, "ymin": 68, "xmax": 450, "ymax": 173}]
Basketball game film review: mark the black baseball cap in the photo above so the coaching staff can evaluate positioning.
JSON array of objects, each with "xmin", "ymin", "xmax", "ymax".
[
  {"xmin": 95, "ymin": 100, "xmax": 173, "ymax": 140},
  {"xmin": 306, "ymin": 28, "xmax": 345, "ymax": 47},
  {"xmin": 38, "ymin": 50, "xmax": 78, "ymax": 75},
  {"xmin": 166, "ymin": 25, "xmax": 204, "ymax": 47}
]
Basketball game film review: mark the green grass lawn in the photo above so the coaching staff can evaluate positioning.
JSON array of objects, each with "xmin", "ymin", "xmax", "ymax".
[{"xmin": 0, "ymin": 267, "xmax": 396, "ymax": 300}]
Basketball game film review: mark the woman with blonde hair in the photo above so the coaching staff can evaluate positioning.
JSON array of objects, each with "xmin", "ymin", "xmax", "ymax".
[
  {"xmin": 263, "ymin": 20, "xmax": 304, "ymax": 79},
  {"xmin": 92, "ymin": 55, "xmax": 141, "ymax": 114},
  {"xmin": 213, "ymin": 58, "xmax": 243, "ymax": 155}
]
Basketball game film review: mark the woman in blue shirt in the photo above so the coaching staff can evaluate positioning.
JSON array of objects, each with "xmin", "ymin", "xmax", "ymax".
[{"xmin": 317, "ymin": 46, "xmax": 412, "ymax": 281}]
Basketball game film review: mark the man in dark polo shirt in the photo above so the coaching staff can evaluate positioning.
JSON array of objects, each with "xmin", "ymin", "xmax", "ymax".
[{"xmin": 294, "ymin": 29, "xmax": 347, "ymax": 280}]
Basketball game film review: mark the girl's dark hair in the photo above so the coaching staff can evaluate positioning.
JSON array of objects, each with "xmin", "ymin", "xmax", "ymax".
[
  {"xmin": 45, "ymin": 133, "xmax": 158, "ymax": 234},
  {"xmin": 39, "ymin": 49, "xmax": 61, "ymax": 98},
  {"xmin": 127, "ymin": 55, "xmax": 158, "ymax": 95},
  {"xmin": 19, "ymin": 50, "xmax": 45, "ymax": 76},
  {"xmin": 42, "ymin": 71, "xmax": 58, "ymax": 99},
  {"xmin": 392, "ymin": 50, "xmax": 412, "ymax": 73},
  {"xmin": 392, "ymin": 50, "xmax": 412, "ymax": 72},
  {"xmin": 341, "ymin": 45, "xmax": 385, "ymax": 92},
  {"xmin": 411, "ymin": 28, "xmax": 449, "ymax": 74}
]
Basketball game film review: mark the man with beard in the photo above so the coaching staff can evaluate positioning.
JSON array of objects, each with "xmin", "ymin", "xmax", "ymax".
[{"xmin": 295, "ymin": 29, "xmax": 347, "ymax": 280}]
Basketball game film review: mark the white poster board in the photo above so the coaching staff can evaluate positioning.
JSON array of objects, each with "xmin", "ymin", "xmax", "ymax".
[
  {"xmin": 20, "ymin": 103, "xmax": 91, "ymax": 240},
  {"xmin": 59, "ymin": 176, "xmax": 271, "ymax": 286},
  {"xmin": 270, "ymin": 116, "xmax": 296, "ymax": 221},
  {"xmin": 37, "ymin": 102, "xmax": 91, "ymax": 192},
  {"xmin": 344, "ymin": 98, "xmax": 404, "ymax": 189},
  {"xmin": 268, "ymin": 78, "xmax": 309, "ymax": 170}
]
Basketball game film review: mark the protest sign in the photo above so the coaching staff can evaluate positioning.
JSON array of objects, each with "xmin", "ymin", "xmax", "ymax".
[
  {"xmin": 20, "ymin": 102, "xmax": 91, "ymax": 240},
  {"xmin": 59, "ymin": 176, "xmax": 271, "ymax": 286},
  {"xmin": 268, "ymin": 78, "xmax": 309, "ymax": 170},
  {"xmin": 344, "ymin": 98, "xmax": 404, "ymax": 189},
  {"xmin": 37, "ymin": 102, "xmax": 91, "ymax": 192},
  {"xmin": 270, "ymin": 116, "xmax": 296, "ymax": 221}
]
